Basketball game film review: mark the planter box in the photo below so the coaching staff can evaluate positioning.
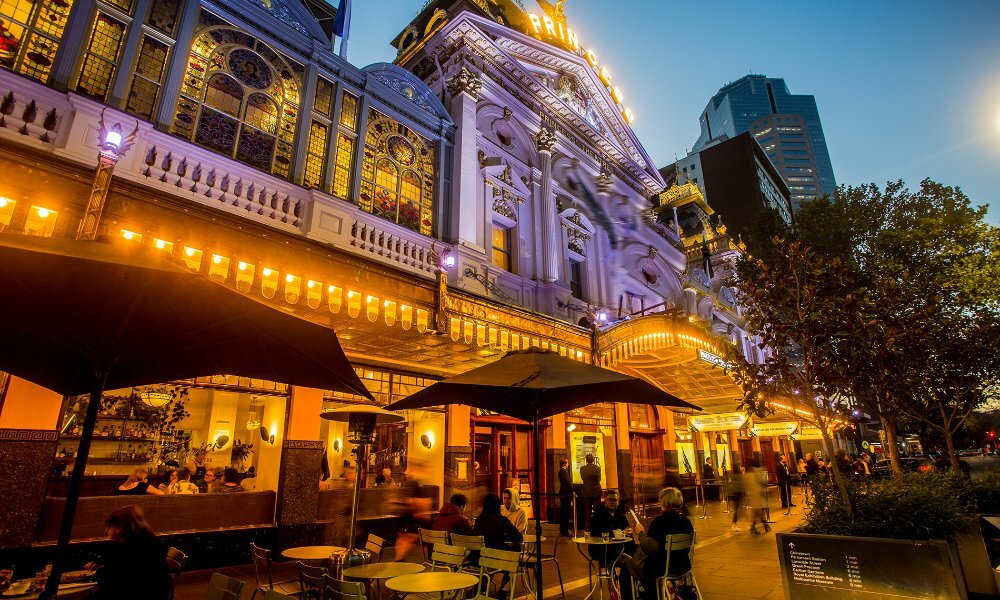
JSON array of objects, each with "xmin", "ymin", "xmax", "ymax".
[{"xmin": 777, "ymin": 532, "xmax": 967, "ymax": 599}]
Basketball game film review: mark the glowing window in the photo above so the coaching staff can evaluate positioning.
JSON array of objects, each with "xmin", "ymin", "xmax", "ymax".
[
  {"xmin": 76, "ymin": 12, "xmax": 127, "ymax": 101},
  {"xmin": 314, "ymin": 77, "xmax": 334, "ymax": 117},
  {"xmin": 339, "ymin": 92, "xmax": 358, "ymax": 132},
  {"xmin": 24, "ymin": 205, "xmax": 56, "ymax": 237},
  {"xmin": 125, "ymin": 36, "xmax": 170, "ymax": 120},
  {"xmin": 331, "ymin": 133, "xmax": 355, "ymax": 199},
  {"xmin": 303, "ymin": 121, "xmax": 328, "ymax": 190},
  {"xmin": 0, "ymin": 0, "xmax": 75, "ymax": 83},
  {"xmin": 0, "ymin": 197, "xmax": 16, "ymax": 231},
  {"xmin": 491, "ymin": 223, "xmax": 512, "ymax": 272}
]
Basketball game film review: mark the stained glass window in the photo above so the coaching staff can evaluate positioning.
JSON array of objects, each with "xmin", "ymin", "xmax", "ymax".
[
  {"xmin": 314, "ymin": 77, "xmax": 333, "ymax": 117},
  {"xmin": 332, "ymin": 132, "xmax": 354, "ymax": 199},
  {"xmin": 146, "ymin": 0, "xmax": 180, "ymax": 35},
  {"xmin": 76, "ymin": 12, "xmax": 126, "ymax": 100},
  {"xmin": 340, "ymin": 92, "xmax": 358, "ymax": 132},
  {"xmin": 303, "ymin": 121, "xmax": 328, "ymax": 190},
  {"xmin": 359, "ymin": 109, "xmax": 435, "ymax": 235},
  {"xmin": 0, "ymin": 0, "xmax": 74, "ymax": 82},
  {"xmin": 125, "ymin": 35, "xmax": 169, "ymax": 119},
  {"xmin": 173, "ymin": 25, "xmax": 300, "ymax": 179}
]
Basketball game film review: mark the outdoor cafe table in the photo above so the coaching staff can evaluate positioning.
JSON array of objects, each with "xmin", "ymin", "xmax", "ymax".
[
  {"xmin": 343, "ymin": 562, "xmax": 424, "ymax": 599},
  {"xmin": 572, "ymin": 535, "xmax": 628, "ymax": 600},
  {"xmin": 281, "ymin": 545, "xmax": 346, "ymax": 562},
  {"xmin": 5, "ymin": 581, "xmax": 96, "ymax": 598},
  {"xmin": 384, "ymin": 572, "xmax": 478, "ymax": 599}
]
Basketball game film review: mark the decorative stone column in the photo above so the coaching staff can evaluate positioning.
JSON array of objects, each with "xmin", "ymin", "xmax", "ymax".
[
  {"xmin": 536, "ymin": 128, "xmax": 558, "ymax": 283},
  {"xmin": 274, "ymin": 386, "xmax": 325, "ymax": 548},
  {"xmin": 446, "ymin": 67, "xmax": 483, "ymax": 248},
  {"xmin": 443, "ymin": 404, "xmax": 472, "ymax": 507}
]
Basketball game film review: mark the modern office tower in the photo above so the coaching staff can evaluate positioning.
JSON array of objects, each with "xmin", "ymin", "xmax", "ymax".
[{"xmin": 693, "ymin": 75, "xmax": 836, "ymax": 210}]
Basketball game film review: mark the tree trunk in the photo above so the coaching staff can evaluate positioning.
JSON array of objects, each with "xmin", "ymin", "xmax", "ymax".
[
  {"xmin": 880, "ymin": 414, "xmax": 904, "ymax": 478},
  {"xmin": 942, "ymin": 424, "xmax": 961, "ymax": 472},
  {"xmin": 821, "ymin": 430, "xmax": 852, "ymax": 517}
]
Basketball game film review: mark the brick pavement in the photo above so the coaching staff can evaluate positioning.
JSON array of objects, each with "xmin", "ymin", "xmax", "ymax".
[{"xmin": 173, "ymin": 488, "xmax": 804, "ymax": 599}]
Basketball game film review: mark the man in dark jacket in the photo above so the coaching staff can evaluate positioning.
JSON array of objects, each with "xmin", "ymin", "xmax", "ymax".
[
  {"xmin": 804, "ymin": 453, "xmax": 819, "ymax": 479},
  {"xmin": 432, "ymin": 493, "xmax": 474, "ymax": 534},
  {"xmin": 580, "ymin": 454, "xmax": 603, "ymax": 529},
  {"xmin": 776, "ymin": 456, "xmax": 794, "ymax": 509},
  {"xmin": 558, "ymin": 458, "xmax": 573, "ymax": 536}
]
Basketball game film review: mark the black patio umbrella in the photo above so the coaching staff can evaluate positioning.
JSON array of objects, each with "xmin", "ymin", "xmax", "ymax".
[
  {"xmin": 0, "ymin": 233, "xmax": 373, "ymax": 597},
  {"xmin": 385, "ymin": 347, "xmax": 701, "ymax": 597}
]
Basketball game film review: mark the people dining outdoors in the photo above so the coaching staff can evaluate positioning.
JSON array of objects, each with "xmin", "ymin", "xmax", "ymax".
[
  {"xmin": 214, "ymin": 467, "xmax": 245, "ymax": 493},
  {"xmin": 473, "ymin": 492, "xmax": 523, "ymax": 551},
  {"xmin": 631, "ymin": 487, "xmax": 694, "ymax": 600},
  {"xmin": 501, "ymin": 486, "xmax": 527, "ymax": 533},
  {"xmin": 588, "ymin": 490, "xmax": 633, "ymax": 563},
  {"xmin": 86, "ymin": 506, "xmax": 172, "ymax": 600},
  {"xmin": 196, "ymin": 468, "xmax": 218, "ymax": 494},
  {"xmin": 375, "ymin": 467, "xmax": 394, "ymax": 486},
  {"xmin": 167, "ymin": 467, "xmax": 199, "ymax": 494},
  {"xmin": 432, "ymin": 493, "xmax": 474, "ymax": 535},
  {"xmin": 115, "ymin": 468, "xmax": 162, "ymax": 496}
]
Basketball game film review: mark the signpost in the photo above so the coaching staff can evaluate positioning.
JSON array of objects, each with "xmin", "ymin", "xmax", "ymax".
[{"xmin": 777, "ymin": 532, "xmax": 967, "ymax": 599}]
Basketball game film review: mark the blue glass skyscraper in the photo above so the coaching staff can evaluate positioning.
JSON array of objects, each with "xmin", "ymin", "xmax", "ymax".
[{"xmin": 693, "ymin": 75, "xmax": 836, "ymax": 210}]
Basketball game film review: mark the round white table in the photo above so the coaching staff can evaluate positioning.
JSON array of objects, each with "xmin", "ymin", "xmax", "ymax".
[
  {"xmin": 281, "ymin": 545, "xmax": 346, "ymax": 562},
  {"xmin": 343, "ymin": 562, "xmax": 424, "ymax": 599},
  {"xmin": 385, "ymin": 572, "xmax": 478, "ymax": 599},
  {"xmin": 573, "ymin": 536, "xmax": 628, "ymax": 600}
]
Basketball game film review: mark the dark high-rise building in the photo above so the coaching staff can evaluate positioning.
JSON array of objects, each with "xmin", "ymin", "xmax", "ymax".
[{"xmin": 693, "ymin": 75, "xmax": 836, "ymax": 210}]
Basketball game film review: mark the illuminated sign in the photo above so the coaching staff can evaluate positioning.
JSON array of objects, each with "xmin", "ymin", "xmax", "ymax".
[
  {"xmin": 751, "ymin": 421, "xmax": 798, "ymax": 437},
  {"xmin": 698, "ymin": 349, "xmax": 730, "ymax": 369},
  {"xmin": 689, "ymin": 411, "xmax": 748, "ymax": 432},
  {"xmin": 793, "ymin": 426, "xmax": 824, "ymax": 441},
  {"xmin": 526, "ymin": 13, "xmax": 634, "ymax": 124}
]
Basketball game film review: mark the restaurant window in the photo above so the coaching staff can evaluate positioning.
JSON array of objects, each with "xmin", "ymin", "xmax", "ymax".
[
  {"xmin": 628, "ymin": 404, "xmax": 657, "ymax": 430},
  {"xmin": 0, "ymin": 0, "xmax": 75, "ymax": 83},
  {"xmin": 0, "ymin": 196, "xmax": 15, "ymax": 231},
  {"xmin": 491, "ymin": 223, "xmax": 512, "ymax": 272},
  {"xmin": 359, "ymin": 108, "xmax": 435, "ymax": 236},
  {"xmin": 172, "ymin": 25, "xmax": 300, "ymax": 179},
  {"xmin": 569, "ymin": 260, "xmax": 584, "ymax": 299},
  {"xmin": 124, "ymin": 0, "xmax": 182, "ymax": 120}
]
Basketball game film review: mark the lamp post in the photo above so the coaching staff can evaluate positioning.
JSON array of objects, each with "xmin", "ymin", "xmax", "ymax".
[
  {"xmin": 75, "ymin": 109, "xmax": 138, "ymax": 240},
  {"xmin": 320, "ymin": 405, "xmax": 404, "ymax": 569}
]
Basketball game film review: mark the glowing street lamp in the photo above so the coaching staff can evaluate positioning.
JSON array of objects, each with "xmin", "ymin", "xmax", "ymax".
[{"xmin": 75, "ymin": 109, "xmax": 139, "ymax": 241}]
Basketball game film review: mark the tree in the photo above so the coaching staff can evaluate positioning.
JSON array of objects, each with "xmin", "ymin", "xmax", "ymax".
[{"xmin": 728, "ymin": 232, "xmax": 867, "ymax": 514}]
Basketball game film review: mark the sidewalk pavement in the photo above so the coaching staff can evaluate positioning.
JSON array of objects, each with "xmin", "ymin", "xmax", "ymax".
[{"xmin": 173, "ymin": 488, "xmax": 804, "ymax": 599}]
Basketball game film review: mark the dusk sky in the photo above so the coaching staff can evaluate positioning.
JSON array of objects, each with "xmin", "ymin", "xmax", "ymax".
[{"xmin": 345, "ymin": 0, "xmax": 1000, "ymax": 224}]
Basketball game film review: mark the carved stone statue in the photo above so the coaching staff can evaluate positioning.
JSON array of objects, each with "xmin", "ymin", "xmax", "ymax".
[{"xmin": 446, "ymin": 67, "xmax": 483, "ymax": 99}]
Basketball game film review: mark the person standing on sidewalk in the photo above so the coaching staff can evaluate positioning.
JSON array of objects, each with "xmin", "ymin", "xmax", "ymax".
[
  {"xmin": 580, "ymin": 454, "xmax": 602, "ymax": 529},
  {"xmin": 558, "ymin": 458, "xmax": 574, "ymax": 536},
  {"xmin": 776, "ymin": 456, "xmax": 794, "ymax": 509}
]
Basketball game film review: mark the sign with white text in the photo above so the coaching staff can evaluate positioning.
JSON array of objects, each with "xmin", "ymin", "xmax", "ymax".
[
  {"xmin": 777, "ymin": 532, "xmax": 965, "ymax": 599},
  {"xmin": 794, "ymin": 426, "xmax": 824, "ymax": 441},
  {"xmin": 698, "ymin": 349, "xmax": 730, "ymax": 369},
  {"xmin": 751, "ymin": 421, "xmax": 798, "ymax": 437},
  {"xmin": 690, "ymin": 412, "xmax": 747, "ymax": 432}
]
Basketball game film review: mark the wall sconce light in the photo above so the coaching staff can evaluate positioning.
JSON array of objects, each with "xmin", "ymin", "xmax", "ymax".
[
  {"xmin": 333, "ymin": 439, "xmax": 342, "ymax": 453},
  {"xmin": 420, "ymin": 432, "xmax": 434, "ymax": 449},
  {"xmin": 214, "ymin": 433, "xmax": 231, "ymax": 450},
  {"xmin": 259, "ymin": 424, "xmax": 275, "ymax": 445},
  {"xmin": 567, "ymin": 423, "xmax": 576, "ymax": 432}
]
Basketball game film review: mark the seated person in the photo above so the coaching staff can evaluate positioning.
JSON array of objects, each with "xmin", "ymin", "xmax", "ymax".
[
  {"xmin": 87, "ymin": 506, "xmax": 172, "ymax": 599},
  {"xmin": 432, "ymin": 493, "xmax": 474, "ymax": 535},
  {"xmin": 633, "ymin": 487, "xmax": 694, "ymax": 600},
  {"xmin": 195, "ymin": 468, "xmax": 218, "ymax": 494},
  {"xmin": 115, "ymin": 468, "xmax": 163, "ymax": 496},
  {"xmin": 501, "ymin": 487, "xmax": 527, "ymax": 534},
  {"xmin": 588, "ymin": 490, "xmax": 633, "ymax": 565},
  {"xmin": 241, "ymin": 466, "xmax": 257, "ymax": 490},
  {"xmin": 473, "ymin": 493, "xmax": 523, "ymax": 552},
  {"xmin": 213, "ymin": 467, "xmax": 245, "ymax": 493},
  {"xmin": 375, "ymin": 467, "xmax": 394, "ymax": 486},
  {"xmin": 167, "ymin": 467, "xmax": 199, "ymax": 494}
]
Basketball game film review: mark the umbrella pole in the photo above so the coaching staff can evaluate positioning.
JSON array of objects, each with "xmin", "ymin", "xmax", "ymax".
[
  {"xmin": 533, "ymin": 415, "xmax": 543, "ymax": 598},
  {"xmin": 43, "ymin": 370, "xmax": 108, "ymax": 599}
]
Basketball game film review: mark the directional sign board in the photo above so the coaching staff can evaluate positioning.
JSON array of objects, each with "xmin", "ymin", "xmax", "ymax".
[{"xmin": 777, "ymin": 532, "xmax": 966, "ymax": 599}]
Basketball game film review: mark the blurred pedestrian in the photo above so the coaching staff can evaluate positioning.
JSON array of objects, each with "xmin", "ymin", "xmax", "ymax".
[
  {"xmin": 746, "ymin": 460, "xmax": 771, "ymax": 535},
  {"xmin": 727, "ymin": 466, "xmax": 745, "ymax": 531}
]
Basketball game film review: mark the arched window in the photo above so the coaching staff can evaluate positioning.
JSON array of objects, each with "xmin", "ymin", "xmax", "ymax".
[
  {"xmin": 172, "ymin": 27, "xmax": 300, "ymax": 179},
  {"xmin": 359, "ymin": 109, "xmax": 435, "ymax": 235}
]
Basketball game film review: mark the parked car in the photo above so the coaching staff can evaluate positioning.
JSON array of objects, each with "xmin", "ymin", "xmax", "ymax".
[{"xmin": 957, "ymin": 449, "xmax": 984, "ymax": 457}]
